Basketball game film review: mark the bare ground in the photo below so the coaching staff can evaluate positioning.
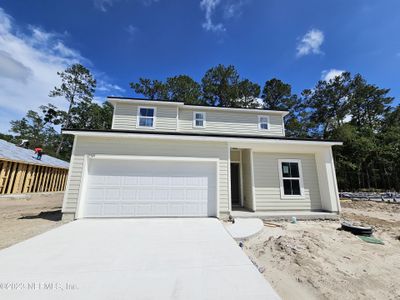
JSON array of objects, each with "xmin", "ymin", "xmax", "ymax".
[
  {"xmin": 243, "ymin": 201, "xmax": 400, "ymax": 300},
  {"xmin": 0, "ymin": 192, "xmax": 69, "ymax": 250}
]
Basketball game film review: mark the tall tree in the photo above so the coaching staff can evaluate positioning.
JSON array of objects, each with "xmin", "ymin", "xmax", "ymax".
[
  {"xmin": 70, "ymin": 101, "xmax": 113, "ymax": 130},
  {"xmin": 261, "ymin": 78, "xmax": 303, "ymax": 136},
  {"xmin": 201, "ymin": 64, "xmax": 260, "ymax": 108},
  {"xmin": 130, "ymin": 75, "xmax": 203, "ymax": 105},
  {"xmin": 130, "ymin": 78, "xmax": 168, "ymax": 100},
  {"xmin": 165, "ymin": 75, "xmax": 203, "ymax": 104},
  {"xmin": 49, "ymin": 64, "xmax": 96, "ymax": 155},
  {"xmin": 261, "ymin": 78, "xmax": 297, "ymax": 111},
  {"xmin": 349, "ymin": 74, "xmax": 393, "ymax": 130},
  {"xmin": 304, "ymin": 72, "xmax": 352, "ymax": 138}
]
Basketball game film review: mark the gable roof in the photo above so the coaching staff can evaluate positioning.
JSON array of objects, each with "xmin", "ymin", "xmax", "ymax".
[{"xmin": 0, "ymin": 139, "xmax": 69, "ymax": 169}]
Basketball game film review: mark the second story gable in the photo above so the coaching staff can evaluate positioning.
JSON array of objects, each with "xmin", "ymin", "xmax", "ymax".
[{"xmin": 108, "ymin": 97, "xmax": 288, "ymax": 137}]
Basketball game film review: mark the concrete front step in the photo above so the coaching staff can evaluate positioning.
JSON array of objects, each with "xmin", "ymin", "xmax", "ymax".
[{"xmin": 230, "ymin": 210, "xmax": 339, "ymax": 221}]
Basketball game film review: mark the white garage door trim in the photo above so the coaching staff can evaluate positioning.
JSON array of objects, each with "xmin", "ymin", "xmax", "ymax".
[{"xmin": 75, "ymin": 155, "xmax": 219, "ymax": 218}]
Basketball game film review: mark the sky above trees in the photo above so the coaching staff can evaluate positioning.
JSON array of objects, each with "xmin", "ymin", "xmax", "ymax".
[{"xmin": 1, "ymin": 0, "xmax": 400, "ymax": 132}]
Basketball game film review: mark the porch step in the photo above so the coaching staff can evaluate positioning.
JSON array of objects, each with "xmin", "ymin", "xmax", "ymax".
[{"xmin": 223, "ymin": 218, "xmax": 264, "ymax": 240}]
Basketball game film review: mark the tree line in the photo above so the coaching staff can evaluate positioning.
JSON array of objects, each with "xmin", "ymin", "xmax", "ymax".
[{"xmin": 3, "ymin": 64, "xmax": 400, "ymax": 191}]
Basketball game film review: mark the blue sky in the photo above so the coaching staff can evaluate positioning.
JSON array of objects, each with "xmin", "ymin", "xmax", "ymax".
[{"xmin": 0, "ymin": 0, "xmax": 399, "ymax": 132}]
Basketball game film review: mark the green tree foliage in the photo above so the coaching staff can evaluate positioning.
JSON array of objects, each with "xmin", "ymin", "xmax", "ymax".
[
  {"xmin": 10, "ymin": 110, "xmax": 60, "ymax": 157},
  {"xmin": 49, "ymin": 64, "xmax": 96, "ymax": 154},
  {"xmin": 349, "ymin": 74, "xmax": 393, "ymax": 130},
  {"xmin": 130, "ymin": 75, "xmax": 203, "ymax": 105},
  {"xmin": 8, "ymin": 64, "xmax": 111, "ymax": 160},
  {"xmin": 201, "ymin": 64, "xmax": 260, "ymax": 108},
  {"xmin": 310, "ymin": 73, "xmax": 396, "ymax": 191},
  {"xmin": 166, "ymin": 75, "xmax": 202, "ymax": 104},
  {"xmin": 130, "ymin": 78, "xmax": 168, "ymax": 100},
  {"xmin": 4, "ymin": 63, "xmax": 400, "ymax": 191},
  {"xmin": 261, "ymin": 78, "xmax": 303, "ymax": 136},
  {"xmin": 261, "ymin": 78, "xmax": 296, "ymax": 111},
  {"xmin": 304, "ymin": 72, "xmax": 352, "ymax": 138}
]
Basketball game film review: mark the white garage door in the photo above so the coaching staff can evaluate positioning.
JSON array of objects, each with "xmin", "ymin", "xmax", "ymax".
[{"xmin": 80, "ymin": 158, "xmax": 217, "ymax": 218}]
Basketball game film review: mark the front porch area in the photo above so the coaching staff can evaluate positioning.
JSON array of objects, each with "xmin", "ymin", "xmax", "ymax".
[
  {"xmin": 230, "ymin": 208, "xmax": 339, "ymax": 221},
  {"xmin": 228, "ymin": 143, "xmax": 341, "ymax": 219}
]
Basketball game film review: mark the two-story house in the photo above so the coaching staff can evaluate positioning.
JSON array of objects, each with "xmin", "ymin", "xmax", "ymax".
[{"xmin": 61, "ymin": 97, "xmax": 342, "ymax": 220}]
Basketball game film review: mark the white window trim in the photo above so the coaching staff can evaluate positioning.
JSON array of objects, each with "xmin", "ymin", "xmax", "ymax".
[
  {"xmin": 193, "ymin": 111, "xmax": 206, "ymax": 128},
  {"xmin": 278, "ymin": 159, "xmax": 305, "ymax": 199},
  {"xmin": 258, "ymin": 115, "xmax": 270, "ymax": 131},
  {"xmin": 136, "ymin": 106, "xmax": 156, "ymax": 129}
]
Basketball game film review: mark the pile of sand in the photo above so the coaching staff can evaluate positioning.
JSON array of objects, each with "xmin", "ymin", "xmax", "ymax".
[{"xmin": 243, "ymin": 203, "xmax": 400, "ymax": 299}]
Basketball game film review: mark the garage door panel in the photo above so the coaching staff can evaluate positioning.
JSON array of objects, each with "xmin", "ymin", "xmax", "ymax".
[
  {"xmin": 82, "ymin": 159, "xmax": 217, "ymax": 218},
  {"xmin": 121, "ymin": 189, "xmax": 137, "ymax": 201},
  {"xmin": 123, "ymin": 176, "xmax": 139, "ymax": 185}
]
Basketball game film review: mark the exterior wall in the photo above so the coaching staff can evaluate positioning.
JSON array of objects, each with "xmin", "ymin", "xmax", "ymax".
[
  {"xmin": 178, "ymin": 108, "xmax": 284, "ymax": 136},
  {"xmin": 0, "ymin": 159, "xmax": 68, "ymax": 195},
  {"xmin": 112, "ymin": 102, "xmax": 177, "ymax": 131},
  {"xmin": 112, "ymin": 102, "xmax": 285, "ymax": 137},
  {"xmin": 253, "ymin": 152, "xmax": 322, "ymax": 211},
  {"xmin": 315, "ymin": 148, "xmax": 341, "ymax": 212},
  {"xmin": 62, "ymin": 136, "xmax": 229, "ymax": 216},
  {"xmin": 241, "ymin": 149, "xmax": 255, "ymax": 211}
]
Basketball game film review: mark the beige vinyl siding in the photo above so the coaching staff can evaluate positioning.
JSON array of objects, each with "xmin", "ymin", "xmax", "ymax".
[
  {"xmin": 62, "ymin": 136, "xmax": 229, "ymax": 215},
  {"xmin": 253, "ymin": 153, "xmax": 322, "ymax": 211},
  {"xmin": 178, "ymin": 108, "xmax": 284, "ymax": 136},
  {"xmin": 241, "ymin": 149, "xmax": 254, "ymax": 211},
  {"xmin": 112, "ymin": 103, "xmax": 177, "ymax": 131}
]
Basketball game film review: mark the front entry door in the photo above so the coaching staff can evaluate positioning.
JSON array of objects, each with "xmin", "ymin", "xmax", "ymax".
[{"xmin": 230, "ymin": 163, "xmax": 240, "ymax": 206}]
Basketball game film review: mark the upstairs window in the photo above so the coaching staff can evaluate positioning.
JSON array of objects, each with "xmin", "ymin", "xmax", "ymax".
[
  {"xmin": 193, "ymin": 112, "xmax": 206, "ymax": 128},
  {"xmin": 258, "ymin": 116, "xmax": 269, "ymax": 130},
  {"xmin": 278, "ymin": 159, "xmax": 304, "ymax": 198},
  {"xmin": 137, "ymin": 107, "xmax": 156, "ymax": 128}
]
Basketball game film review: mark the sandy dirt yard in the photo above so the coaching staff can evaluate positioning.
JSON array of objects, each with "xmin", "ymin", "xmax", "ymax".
[
  {"xmin": 244, "ymin": 201, "xmax": 400, "ymax": 300},
  {"xmin": 0, "ymin": 192, "xmax": 68, "ymax": 250}
]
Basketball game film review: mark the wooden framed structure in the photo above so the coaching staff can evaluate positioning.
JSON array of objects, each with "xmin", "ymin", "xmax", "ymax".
[{"xmin": 0, "ymin": 140, "xmax": 69, "ymax": 195}]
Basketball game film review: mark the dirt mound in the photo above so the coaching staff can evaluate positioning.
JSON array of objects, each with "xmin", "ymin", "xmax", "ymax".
[{"xmin": 244, "ymin": 204, "xmax": 400, "ymax": 300}]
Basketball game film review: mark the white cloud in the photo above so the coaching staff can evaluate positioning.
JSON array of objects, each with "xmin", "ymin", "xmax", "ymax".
[
  {"xmin": 223, "ymin": 0, "xmax": 246, "ymax": 19},
  {"xmin": 97, "ymin": 80, "xmax": 125, "ymax": 93},
  {"xmin": 321, "ymin": 69, "xmax": 345, "ymax": 82},
  {"xmin": 296, "ymin": 29, "xmax": 324, "ymax": 57},
  {"xmin": 0, "ymin": 7, "xmax": 120, "ymax": 133},
  {"xmin": 126, "ymin": 24, "xmax": 138, "ymax": 36},
  {"xmin": 200, "ymin": 0, "xmax": 226, "ymax": 32},
  {"xmin": 93, "ymin": 0, "xmax": 115, "ymax": 12},
  {"xmin": 93, "ymin": 0, "xmax": 159, "ymax": 12}
]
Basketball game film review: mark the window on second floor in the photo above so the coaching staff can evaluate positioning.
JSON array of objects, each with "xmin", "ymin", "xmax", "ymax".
[
  {"xmin": 258, "ymin": 115, "xmax": 269, "ymax": 130},
  {"xmin": 193, "ymin": 112, "xmax": 206, "ymax": 128},
  {"xmin": 137, "ymin": 107, "xmax": 156, "ymax": 128}
]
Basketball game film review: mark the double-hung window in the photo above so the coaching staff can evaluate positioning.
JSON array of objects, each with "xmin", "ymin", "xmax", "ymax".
[
  {"xmin": 193, "ymin": 112, "xmax": 206, "ymax": 128},
  {"xmin": 137, "ymin": 107, "xmax": 156, "ymax": 128},
  {"xmin": 258, "ymin": 115, "xmax": 269, "ymax": 130},
  {"xmin": 278, "ymin": 159, "xmax": 304, "ymax": 198}
]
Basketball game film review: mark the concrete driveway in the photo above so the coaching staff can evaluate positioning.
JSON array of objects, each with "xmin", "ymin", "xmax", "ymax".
[{"xmin": 0, "ymin": 218, "xmax": 279, "ymax": 300}]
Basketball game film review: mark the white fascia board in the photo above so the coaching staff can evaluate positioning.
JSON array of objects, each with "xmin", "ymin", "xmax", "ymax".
[
  {"xmin": 108, "ymin": 98, "xmax": 184, "ymax": 107},
  {"xmin": 63, "ymin": 130, "xmax": 343, "ymax": 147},
  {"xmin": 182, "ymin": 105, "xmax": 289, "ymax": 116}
]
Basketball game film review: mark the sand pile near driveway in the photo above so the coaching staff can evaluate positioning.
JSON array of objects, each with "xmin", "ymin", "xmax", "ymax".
[{"xmin": 243, "ymin": 201, "xmax": 400, "ymax": 300}]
